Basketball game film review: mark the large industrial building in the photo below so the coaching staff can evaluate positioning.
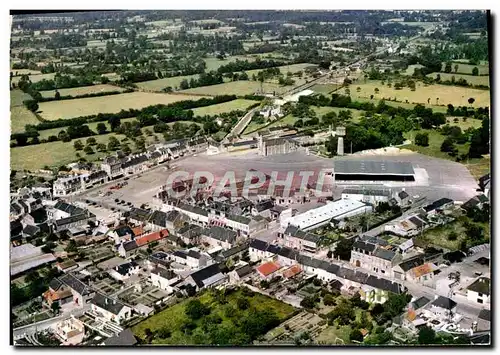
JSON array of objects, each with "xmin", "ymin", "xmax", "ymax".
[
  {"xmin": 334, "ymin": 160, "xmax": 416, "ymax": 182},
  {"xmin": 258, "ymin": 136, "xmax": 300, "ymax": 156},
  {"xmin": 284, "ymin": 198, "xmax": 372, "ymax": 231}
]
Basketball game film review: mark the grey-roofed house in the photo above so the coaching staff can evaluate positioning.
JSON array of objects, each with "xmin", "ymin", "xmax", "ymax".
[
  {"xmin": 57, "ymin": 273, "xmax": 95, "ymax": 306},
  {"xmin": 185, "ymin": 263, "xmax": 227, "ymax": 290},
  {"xmin": 201, "ymin": 226, "xmax": 238, "ymax": 249},
  {"xmin": 102, "ymin": 329, "xmax": 137, "ymax": 346},
  {"xmin": 22, "ymin": 224, "xmax": 40, "ymax": 239},
  {"xmin": 128, "ymin": 208, "xmax": 151, "ymax": 225},
  {"xmin": 477, "ymin": 309, "xmax": 491, "ymax": 331},
  {"xmin": 176, "ymin": 223, "xmax": 203, "ymax": 245},
  {"xmin": 91, "ymin": 293, "xmax": 133, "ymax": 324},
  {"xmin": 466, "ymin": 277, "xmax": 490, "ymax": 304},
  {"xmin": 411, "ymin": 296, "xmax": 431, "ymax": 310},
  {"xmin": 230, "ymin": 264, "xmax": 254, "ymax": 282},
  {"xmin": 279, "ymin": 225, "xmax": 321, "ymax": 253},
  {"xmin": 150, "ymin": 267, "xmax": 180, "ymax": 293},
  {"xmin": 361, "ymin": 275, "xmax": 405, "ymax": 304},
  {"xmin": 422, "ymin": 198, "xmax": 454, "ymax": 214},
  {"xmin": 118, "ymin": 240, "xmax": 138, "ymax": 258},
  {"xmin": 430, "ymin": 296, "xmax": 457, "ymax": 317}
]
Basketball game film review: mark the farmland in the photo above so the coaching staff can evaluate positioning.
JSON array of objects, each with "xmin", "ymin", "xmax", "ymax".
[
  {"xmin": 37, "ymin": 92, "xmax": 208, "ymax": 120},
  {"xmin": 350, "ymin": 80, "xmax": 490, "ymax": 108},
  {"xmin": 444, "ymin": 62, "xmax": 489, "ymax": 75},
  {"xmin": 310, "ymin": 84, "xmax": 341, "ymax": 95},
  {"xmin": 427, "ymin": 72, "xmax": 490, "ymax": 87},
  {"xmin": 136, "ymin": 74, "xmax": 200, "ymax": 92},
  {"xmin": 39, "ymin": 84, "xmax": 126, "ymax": 98},
  {"xmin": 132, "ymin": 288, "xmax": 296, "ymax": 345},
  {"xmin": 180, "ymin": 80, "xmax": 284, "ymax": 96},
  {"xmin": 10, "ymin": 90, "xmax": 40, "ymax": 134},
  {"xmin": 191, "ymin": 99, "xmax": 256, "ymax": 116},
  {"xmin": 10, "ymin": 73, "xmax": 56, "ymax": 84},
  {"xmin": 402, "ymin": 64, "xmax": 424, "ymax": 76},
  {"xmin": 203, "ymin": 55, "xmax": 257, "ymax": 72}
]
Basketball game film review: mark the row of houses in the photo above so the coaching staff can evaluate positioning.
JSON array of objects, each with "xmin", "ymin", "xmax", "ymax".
[{"xmin": 53, "ymin": 138, "xmax": 208, "ymax": 197}]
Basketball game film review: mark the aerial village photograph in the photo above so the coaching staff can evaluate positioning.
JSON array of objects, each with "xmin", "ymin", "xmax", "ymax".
[{"xmin": 8, "ymin": 8, "xmax": 491, "ymax": 347}]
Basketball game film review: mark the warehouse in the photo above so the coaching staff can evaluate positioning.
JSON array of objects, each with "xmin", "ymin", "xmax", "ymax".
[
  {"xmin": 284, "ymin": 199, "xmax": 372, "ymax": 231},
  {"xmin": 334, "ymin": 160, "xmax": 416, "ymax": 182}
]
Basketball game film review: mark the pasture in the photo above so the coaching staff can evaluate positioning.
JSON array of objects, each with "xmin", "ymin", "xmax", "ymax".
[
  {"xmin": 37, "ymin": 92, "xmax": 208, "ymax": 120},
  {"xmin": 10, "ymin": 106, "xmax": 40, "ymax": 134},
  {"xmin": 40, "ymin": 84, "xmax": 126, "ymax": 98},
  {"xmin": 310, "ymin": 84, "xmax": 340, "ymax": 94},
  {"xmin": 10, "ymin": 73, "xmax": 56, "ymax": 84},
  {"xmin": 191, "ymin": 99, "xmax": 256, "ymax": 116},
  {"xmin": 351, "ymin": 80, "xmax": 490, "ymax": 108},
  {"xmin": 101, "ymin": 72, "xmax": 121, "ymax": 81},
  {"xmin": 402, "ymin": 64, "xmax": 424, "ymax": 76},
  {"xmin": 427, "ymin": 72, "xmax": 490, "ymax": 87},
  {"xmin": 444, "ymin": 62, "xmax": 489, "ymax": 75},
  {"xmin": 180, "ymin": 80, "xmax": 283, "ymax": 96},
  {"xmin": 136, "ymin": 74, "xmax": 200, "ymax": 92},
  {"xmin": 10, "ymin": 69, "xmax": 42, "ymax": 76},
  {"xmin": 203, "ymin": 55, "xmax": 256, "ymax": 72}
]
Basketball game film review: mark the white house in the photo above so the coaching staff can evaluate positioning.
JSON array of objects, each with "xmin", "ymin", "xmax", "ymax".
[
  {"xmin": 150, "ymin": 267, "xmax": 181, "ymax": 294},
  {"xmin": 90, "ymin": 293, "xmax": 133, "ymax": 325},
  {"xmin": 108, "ymin": 261, "xmax": 141, "ymax": 282},
  {"xmin": 466, "ymin": 277, "xmax": 490, "ymax": 305}
]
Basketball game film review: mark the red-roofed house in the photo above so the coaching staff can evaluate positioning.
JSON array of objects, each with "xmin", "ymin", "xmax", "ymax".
[
  {"xmin": 135, "ymin": 229, "xmax": 168, "ymax": 247},
  {"xmin": 256, "ymin": 261, "xmax": 281, "ymax": 279},
  {"xmin": 282, "ymin": 264, "xmax": 302, "ymax": 279},
  {"xmin": 408, "ymin": 263, "xmax": 436, "ymax": 284}
]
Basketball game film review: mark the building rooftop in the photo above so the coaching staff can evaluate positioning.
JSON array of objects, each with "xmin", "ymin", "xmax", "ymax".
[
  {"xmin": 342, "ymin": 188, "xmax": 391, "ymax": 197},
  {"xmin": 334, "ymin": 160, "xmax": 415, "ymax": 176},
  {"xmin": 432, "ymin": 296, "xmax": 457, "ymax": 310},
  {"xmin": 287, "ymin": 199, "xmax": 367, "ymax": 230},
  {"xmin": 467, "ymin": 277, "xmax": 490, "ymax": 296},
  {"xmin": 257, "ymin": 261, "xmax": 281, "ymax": 277}
]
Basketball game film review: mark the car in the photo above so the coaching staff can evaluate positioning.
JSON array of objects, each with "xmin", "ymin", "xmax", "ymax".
[
  {"xmin": 114, "ymin": 199, "xmax": 119, "ymax": 203},
  {"xmin": 127, "ymin": 202, "xmax": 132, "ymax": 206},
  {"xmin": 124, "ymin": 177, "xmax": 129, "ymax": 181},
  {"xmin": 121, "ymin": 200, "xmax": 126, "ymax": 204}
]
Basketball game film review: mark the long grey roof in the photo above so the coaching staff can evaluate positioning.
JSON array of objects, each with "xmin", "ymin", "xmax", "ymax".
[
  {"xmin": 342, "ymin": 188, "xmax": 391, "ymax": 197},
  {"xmin": 334, "ymin": 160, "xmax": 415, "ymax": 176},
  {"xmin": 203, "ymin": 226, "xmax": 237, "ymax": 244},
  {"xmin": 103, "ymin": 329, "xmax": 137, "ymax": 346},
  {"xmin": 92, "ymin": 293, "xmax": 127, "ymax": 315},
  {"xmin": 284, "ymin": 225, "xmax": 321, "ymax": 244},
  {"xmin": 59, "ymin": 273, "xmax": 94, "ymax": 296},
  {"xmin": 373, "ymin": 248, "xmax": 396, "ymax": 261}
]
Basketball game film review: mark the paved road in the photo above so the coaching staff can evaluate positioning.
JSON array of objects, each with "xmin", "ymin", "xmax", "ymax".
[{"xmin": 224, "ymin": 107, "xmax": 260, "ymax": 141}]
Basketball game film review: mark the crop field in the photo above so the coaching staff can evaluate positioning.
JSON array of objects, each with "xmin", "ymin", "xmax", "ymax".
[
  {"xmin": 427, "ymin": 72, "xmax": 490, "ymax": 87},
  {"xmin": 37, "ymin": 92, "xmax": 208, "ymax": 120},
  {"xmin": 10, "ymin": 90, "xmax": 40, "ymax": 134},
  {"xmin": 40, "ymin": 84, "xmax": 126, "ymax": 98},
  {"xmin": 444, "ymin": 62, "xmax": 489, "ymax": 75},
  {"xmin": 136, "ymin": 75, "xmax": 200, "ymax": 91},
  {"xmin": 402, "ymin": 64, "xmax": 424, "ymax": 76},
  {"xmin": 351, "ymin": 80, "xmax": 490, "ymax": 108},
  {"xmin": 10, "ymin": 69, "xmax": 42, "ymax": 76},
  {"xmin": 203, "ymin": 55, "xmax": 257, "ymax": 72},
  {"xmin": 180, "ymin": 80, "xmax": 284, "ymax": 96},
  {"xmin": 10, "ymin": 106, "xmax": 40, "ymax": 134},
  {"xmin": 191, "ymin": 99, "xmax": 256, "ymax": 116},
  {"xmin": 10, "ymin": 72, "xmax": 56, "ymax": 84}
]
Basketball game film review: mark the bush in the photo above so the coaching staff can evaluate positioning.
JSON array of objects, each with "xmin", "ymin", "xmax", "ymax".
[{"xmin": 414, "ymin": 132, "xmax": 429, "ymax": 147}]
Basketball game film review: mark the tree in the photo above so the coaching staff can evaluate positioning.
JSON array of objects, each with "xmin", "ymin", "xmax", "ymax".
[
  {"xmin": 323, "ymin": 293, "xmax": 335, "ymax": 306},
  {"xmin": 374, "ymin": 88, "xmax": 379, "ymax": 94},
  {"xmin": 96, "ymin": 143, "xmax": 107, "ymax": 152},
  {"xmin": 350, "ymin": 329, "xmax": 364, "ymax": 343},
  {"xmin": 418, "ymin": 325, "xmax": 436, "ymax": 344},
  {"xmin": 86, "ymin": 137, "xmax": 97, "ymax": 146},
  {"xmin": 300, "ymin": 296, "xmax": 317, "ymax": 309},
  {"xmin": 237, "ymin": 297, "xmax": 250, "ymax": 310},
  {"xmin": 472, "ymin": 67, "xmax": 479, "ymax": 76},
  {"xmin": 84, "ymin": 145, "xmax": 94, "ymax": 155},
  {"xmin": 444, "ymin": 62, "xmax": 452, "ymax": 73},
  {"xmin": 65, "ymin": 239, "xmax": 78, "ymax": 253},
  {"xmin": 107, "ymin": 136, "xmax": 119, "ymax": 151},
  {"xmin": 96, "ymin": 123, "xmax": 107, "ymax": 134},
  {"xmin": 468, "ymin": 97, "xmax": 475, "ymax": 106},
  {"xmin": 73, "ymin": 140, "xmax": 83, "ymax": 151},
  {"xmin": 108, "ymin": 116, "xmax": 121, "ymax": 132},
  {"xmin": 448, "ymin": 231, "xmax": 458, "ymax": 241},
  {"xmin": 414, "ymin": 132, "xmax": 429, "ymax": 147},
  {"xmin": 25, "ymin": 100, "xmax": 39, "ymax": 112},
  {"xmin": 55, "ymin": 90, "xmax": 61, "ymax": 100},
  {"xmin": 440, "ymin": 137, "xmax": 455, "ymax": 153},
  {"xmin": 51, "ymin": 302, "xmax": 61, "ymax": 315},
  {"xmin": 121, "ymin": 143, "xmax": 132, "ymax": 155},
  {"xmin": 333, "ymin": 237, "xmax": 354, "ymax": 261},
  {"xmin": 454, "ymin": 64, "xmax": 459, "ymax": 73},
  {"xmin": 185, "ymin": 299, "xmax": 210, "ymax": 320}
]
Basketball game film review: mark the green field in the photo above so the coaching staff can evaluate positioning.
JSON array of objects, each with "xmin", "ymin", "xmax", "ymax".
[
  {"xmin": 11, "ymin": 73, "xmax": 56, "ymax": 84},
  {"xmin": 132, "ymin": 288, "xmax": 295, "ymax": 345},
  {"xmin": 191, "ymin": 99, "xmax": 256, "ymax": 116},
  {"xmin": 180, "ymin": 80, "xmax": 284, "ymax": 96},
  {"xmin": 136, "ymin": 75, "xmax": 200, "ymax": 92},
  {"xmin": 427, "ymin": 72, "xmax": 490, "ymax": 87},
  {"xmin": 37, "ymin": 92, "xmax": 208, "ymax": 120},
  {"xmin": 351, "ymin": 80, "xmax": 490, "ymax": 108},
  {"xmin": 203, "ymin": 55, "xmax": 256, "ymax": 72},
  {"xmin": 403, "ymin": 129, "xmax": 470, "ymax": 161},
  {"xmin": 10, "ymin": 90, "xmax": 40, "ymax": 134},
  {"xmin": 443, "ymin": 62, "xmax": 489, "ymax": 76},
  {"xmin": 310, "ymin": 84, "xmax": 340, "ymax": 95},
  {"xmin": 40, "ymin": 84, "xmax": 126, "ymax": 98},
  {"xmin": 402, "ymin": 64, "xmax": 424, "ymax": 76},
  {"xmin": 10, "ymin": 69, "xmax": 42, "ymax": 76}
]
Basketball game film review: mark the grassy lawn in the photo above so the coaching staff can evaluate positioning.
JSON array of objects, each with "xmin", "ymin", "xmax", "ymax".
[
  {"xmin": 180, "ymin": 80, "xmax": 284, "ymax": 96},
  {"xmin": 191, "ymin": 99, "xmax": 256, "ymax": 116},
  {"xmin": 315, "ymin": 325, "xmax": 351, "ymax": 345},
  {"xmin": 427, "ymin": 72, "xmax": 490, "ymax": 87},
  {"xmin": 464, "ymin": 157, "xmax": 490, "ymax": 180},
  {"xmin": 132, "ymin": 288, "xmax": 296, "ymax": 345},
  {"xmin": 351, "ymin": 80, "xmax": 490, "ymax": 108},
  {"xmin": 444, "ymin": 117, "xmax": 482, "ymax": 130},
  {"xmin": 310, "ymin": 84, "xmax": 341, "ymax": 95},
  {"xmin": 403, "ymin": 129, "xmax": 470, "ymax": 161},
  {"xmin": 39, "ymin": 84, "xmax": 126, "ymax": 98},
  {"xmin": 415, "ymin": 217, "xmax": 490, "ymax": 251},
  {"xmin": 37, "ymin": 92, "xmax": 208, "ymax": 120},
  {"xmin": 349, "ymin": 95, "xmax": 448, "ymax": 113},
  {"xmin": 443, "ymin": 62, "xmax": 489, "ymax": 76}
]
